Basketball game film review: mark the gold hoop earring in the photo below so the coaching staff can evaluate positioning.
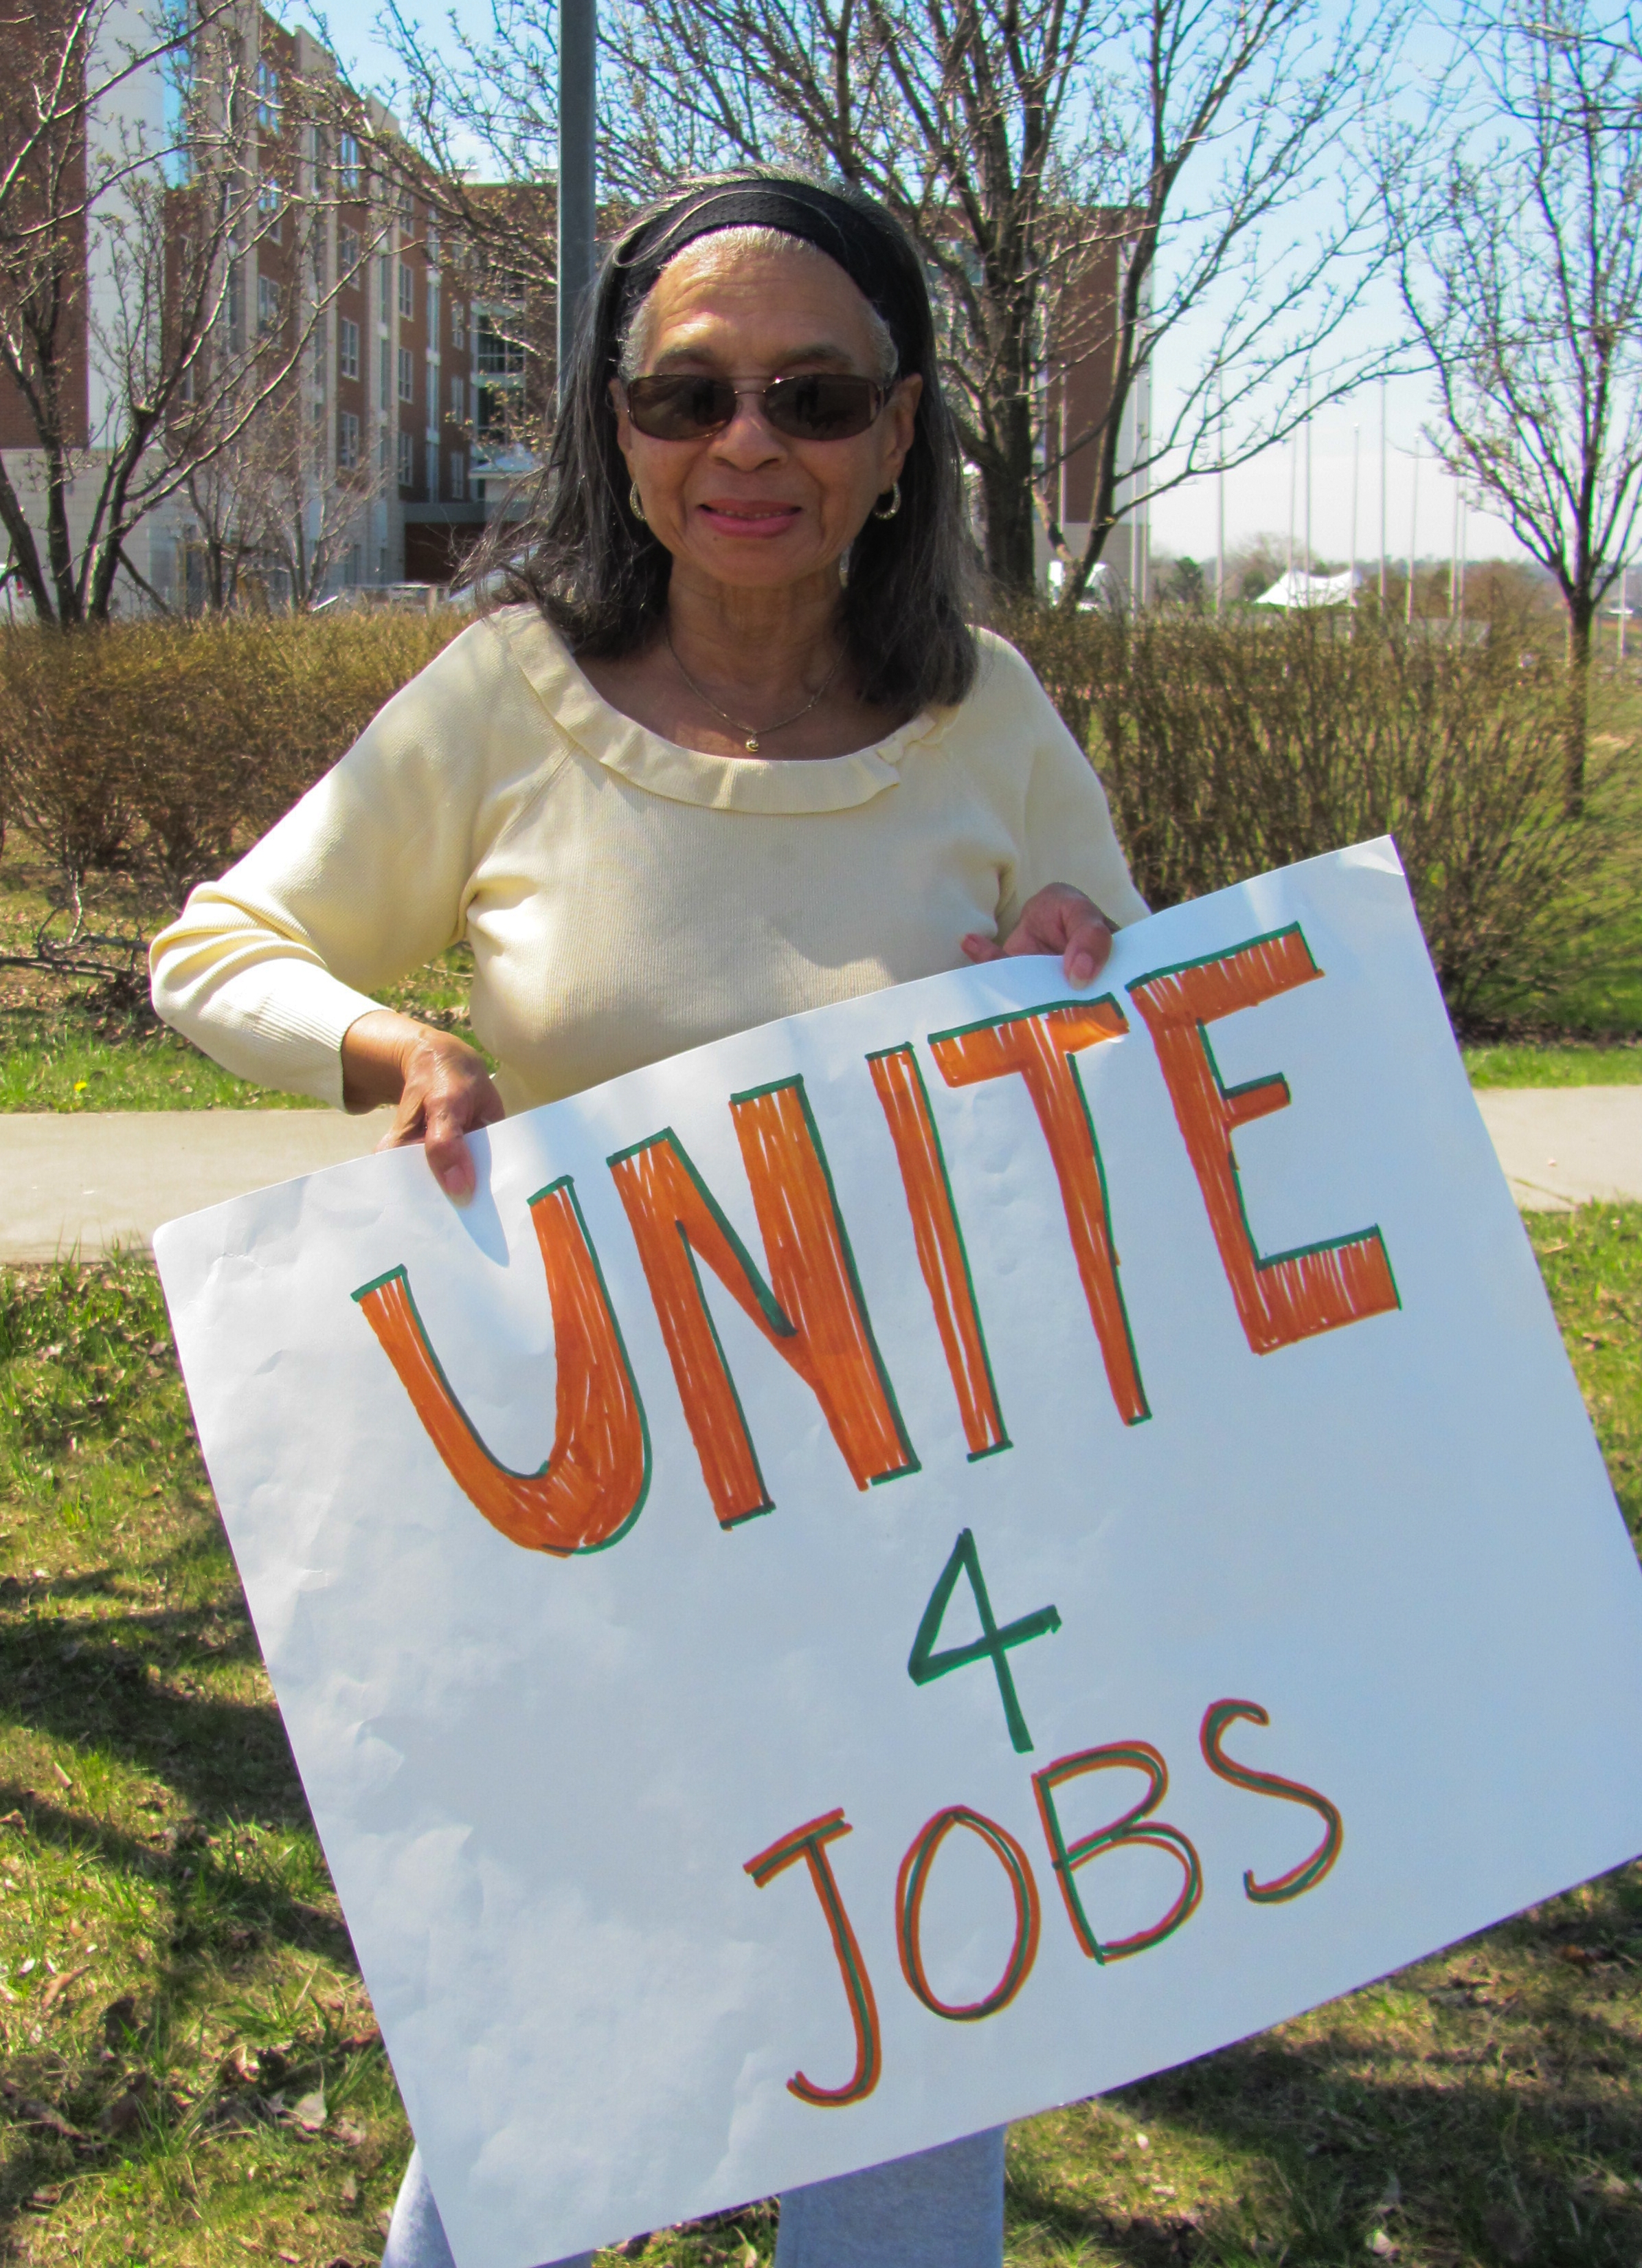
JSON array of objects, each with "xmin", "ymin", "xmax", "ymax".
[
  {"xmin": 871, "ymin": 480, "xmax": 902, "ymax": 521},
  {"xmin": 629, "ymin": 478, "xmax": 647, "ymax": 525}
]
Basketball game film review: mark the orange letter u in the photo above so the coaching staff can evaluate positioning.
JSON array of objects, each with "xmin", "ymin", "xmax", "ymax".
[{"xmin": 354, "ymin": 1176, "xmax": 651, "ymax": 1556}]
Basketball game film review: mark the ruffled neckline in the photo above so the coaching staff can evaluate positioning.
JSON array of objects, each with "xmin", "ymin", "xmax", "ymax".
[{"xmin": 493, "ymin": 605, "xmax": 946, "ymax": 814}]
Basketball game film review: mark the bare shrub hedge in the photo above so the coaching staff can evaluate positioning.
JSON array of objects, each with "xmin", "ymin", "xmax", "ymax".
[
  {"xmin": 0, "ymin": 612, "xmax": 465, "ymax": 897},
  {"xmin": 0, "ymin": 603, "xmax": 1610, "ymax": 1029},
  {"xmin": 1004, "ymin": 605, "xmax": 1605, "ymax": 1026},
  {"xmin": 0, "ymin": 612, "xmax": 465, "ymax": 999}
]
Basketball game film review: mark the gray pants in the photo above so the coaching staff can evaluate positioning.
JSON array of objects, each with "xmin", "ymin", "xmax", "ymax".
[{"xmin": 383, "ymin": 2126, "xmax": 1006, "ymax": 2268}]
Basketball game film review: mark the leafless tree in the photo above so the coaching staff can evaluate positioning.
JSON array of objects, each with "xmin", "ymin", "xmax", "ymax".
[
  {"xmin": 240, "ymin": 381, "xmax": 393, "ymax": 605},
  {"xmin": 0, "ymin": 0, "xmax": 342, "ymax": 624},
  {"xmin": 1381, "ymin": 0, "xmax": 1642, "ymax": 812},
  {"xmin": 377, "ymin": 0, "xmax": 1409, "ymax": 595}
]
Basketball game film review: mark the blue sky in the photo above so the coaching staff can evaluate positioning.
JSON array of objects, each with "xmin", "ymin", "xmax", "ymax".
[{"xmin": 287, "ymin": 0, "xmax": 1531, "ymax": 570}]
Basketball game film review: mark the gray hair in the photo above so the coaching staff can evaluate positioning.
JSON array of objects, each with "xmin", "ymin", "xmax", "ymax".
[{"xmin": 615, "ymin": 227, "xmax": 900, "ymax": 384}]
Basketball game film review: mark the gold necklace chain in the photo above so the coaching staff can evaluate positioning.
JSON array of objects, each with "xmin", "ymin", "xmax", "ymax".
[{"xmin": 665, "ymin": 627, "xmax": 843, "ymax": 754}]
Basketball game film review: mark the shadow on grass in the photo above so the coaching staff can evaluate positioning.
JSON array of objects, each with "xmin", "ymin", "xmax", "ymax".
[
  {"xmin": 1008, "ymin": 1876, "xmax": 1642, "ymax": 2265},
  {"xmin": 0, "ymin": 1582, "xmax": 305, "ymax": 1834}
]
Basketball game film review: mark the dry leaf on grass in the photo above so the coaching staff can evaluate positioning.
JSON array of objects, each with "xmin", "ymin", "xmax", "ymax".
[{"xmin": 41, "ymin": 1958, "xmax": 93, "ymax": 2010}]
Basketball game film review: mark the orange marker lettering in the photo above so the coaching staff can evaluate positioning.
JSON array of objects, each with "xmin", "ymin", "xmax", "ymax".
[
  {"xmin": 745, "ymin": 1808, "xmax": 882, "ymax": 2106},
  {"xmin": 353, "ymin": 1176, "xmax": 649, "ymax": 1556},
  {"xmin": 868, "ymin": 1044, "xmax": 1008, "ymax": 1460},
  {"xmin": 610, "ymin": 1078, "xmax": 916, "ymax": 1528},
  {"xmin": 927, "ymin": 1000, "xmax": 1147, "ymax": 1425},
  {"xmin": 1033, "ymin": 1740, "xmax": 1203, "ymax": 1962},
  {"xmin": 1199, "ymin": 1698, "xmax": 1343, "ymax": 1902},
  {"xmin": 895, "ymin": 1805, "xmax": 1041, "ymax": 2021},
  {"xmin": 1128, "ymin": 925, "xmax": 1398, "ymax": 1354}
]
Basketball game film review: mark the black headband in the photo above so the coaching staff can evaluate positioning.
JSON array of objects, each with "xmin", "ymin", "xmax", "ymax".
[{"xmin": 611, "ymin": 182, "xmax": 923, "ymax": 370}]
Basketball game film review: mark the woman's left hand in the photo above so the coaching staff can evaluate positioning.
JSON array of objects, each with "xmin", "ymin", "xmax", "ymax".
[{"xmin": 961, "ymin": 884, "xmax": 1114, "ymax": 989}]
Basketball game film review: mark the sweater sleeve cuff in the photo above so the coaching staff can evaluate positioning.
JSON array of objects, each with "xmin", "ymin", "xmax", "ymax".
[{"xmin": 155, "ymin": 955, "xmax": 385, "ymax": 1111}]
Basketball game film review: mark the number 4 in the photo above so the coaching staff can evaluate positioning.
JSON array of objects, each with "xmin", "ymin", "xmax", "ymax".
[{"xmin": 908, "ymin": 1528, "xmax": 1061, "ymax": 1753}]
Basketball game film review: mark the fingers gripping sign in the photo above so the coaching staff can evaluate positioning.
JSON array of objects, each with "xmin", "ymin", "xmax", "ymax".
[{"xmin": 962, "ymin": 884, "xmax": 1116, "ymax": 990}]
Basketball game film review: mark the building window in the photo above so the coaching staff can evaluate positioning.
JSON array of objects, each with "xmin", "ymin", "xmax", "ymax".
[
  {"xmin": 339, "ymin": 225, "xmax": 360, "ymax": 278},
  {"xmin": 340, "ymin": 318, "xmax": 359, "ymax": 380},
  {"xmin": 377, "ymin": 544, "xmax": 387, "ymax": 578},
  {"xmin": 449, "ymin": 374, "xmax": 465, "ymax": 425},
  {"xmin": 380, "ymin": 339, "xmax": 390, "ymax": 410},
  {"xmin": 227, "ymin": 260, "xmax": 244, "ymax": 348},
  {"xmin": 380, "ymin": 252, "xmax": 392, "ymax": 319},
  {"xmin": 311, "ymin": 327, "xmax": 326, "ymax": 395},
  {"xmin": 427, "ymin": 280, "xmax": 440, "ymax": 339},
  {"xmin": 257, "ymin": 178, "xmax": 282, "ymax": 240},
  {"xmin": 398, "ymin": 345, "xmax": 414, "ymax": 403},
  {"xmin": 474, "ymin": 313, "xmax": 525, "ymax": 377},
  {"xmin": 449, "ymin": 453, "xmax": 466, "ymax": 502},
  {"xmin": 339, "ymin": 410, "xmax": 360, "ymax": 469},
  {"xmin": 256, "ymin": 57, "xmax": 280, "ymax": 131},
  {"xmin": 345, "ymin": 542, "xmax": 362, "ymax": 586},
  {"xmin": 256, "ymin": 273, "xmax": 280, "ymax": 335},
  {"xmin": 398, "ymin": 262, "xmax": 414, "ymax": 320},
  {"xmin": 451, "ymin": 298, "xmax": 465, "ymax": 353},
  {"xmin": 339, "ymin": 131, "xmax": 361, "ymax": 192},
  {"xmin": 396, "ymin": 430, "xmax": 414, "ymax": 487}
]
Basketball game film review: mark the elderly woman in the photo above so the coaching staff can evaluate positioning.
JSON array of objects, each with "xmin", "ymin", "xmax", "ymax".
[{"xmin": 151, "ymin": 173, "xmax": 1147, "ymax": 2268}]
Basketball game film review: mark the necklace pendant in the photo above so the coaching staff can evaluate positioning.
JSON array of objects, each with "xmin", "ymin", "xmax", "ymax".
[{"xmin": 745, "ymin": 735, "xmax": 761, "ymax": 754}]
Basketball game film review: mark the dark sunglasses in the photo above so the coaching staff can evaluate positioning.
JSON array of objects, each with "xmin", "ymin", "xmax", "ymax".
[{"xmin": 623, "ymin": 372, "xmax": 888, "ymax": 442}]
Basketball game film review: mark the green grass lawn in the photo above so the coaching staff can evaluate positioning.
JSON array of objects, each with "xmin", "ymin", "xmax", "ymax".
[
  {"xmin": 1463, "ymin": 1042, "xmax": 1642, "ymax": 1088},
  {"xmin": 0, "ymin": 1013, "xmax": 313, "ymax": 1114},
  {"xmin": 0, "ymin": 849, "xmax": 481, "ymax": 1115},
  {"xmin": 3, "ymin": 1021, "xmax": 1637, "ymax": 1112},
  {"xmin": 1, "ymin": 1206, "xmax": 1638, "ymax": 2264},
  {"xmin": 2, "ymin": 977, "xmax": 1638, "ymax": 1116}
]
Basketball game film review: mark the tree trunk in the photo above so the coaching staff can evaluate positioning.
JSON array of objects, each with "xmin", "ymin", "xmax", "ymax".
[
  {"xmin": 1564, "ymin": 601, "xmax": 1591, "ymax": 818},
  {"xmin": 980, "ymin": 392, "xmax": 1038, "ymax": 597}
]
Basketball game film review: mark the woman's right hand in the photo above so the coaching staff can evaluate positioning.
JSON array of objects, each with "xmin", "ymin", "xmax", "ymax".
[{"xmin": 341, "ymin": 1009, "xmax": 506, "ymax": 1203}]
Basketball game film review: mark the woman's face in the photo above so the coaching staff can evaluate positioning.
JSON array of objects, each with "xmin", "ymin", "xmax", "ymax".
[{"xmin": 613, "ymin": 236, "xmax": 921, "ymax": 594}]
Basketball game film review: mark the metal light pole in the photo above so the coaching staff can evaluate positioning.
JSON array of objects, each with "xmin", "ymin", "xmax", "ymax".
[
  {"xmin": 1349, "ymin": 421, "xmax": 1360, "ymax": 611},
  {"xmin": 1451, "ymin": 492, "xmax": 1470, "ymax": 644},
  {"xmin": 1379, "ymin": 380, "xmax": 1388, "ymax": 607},
  {"xmin": 1215, "ymin": 383, "xmax": 1226, "ymax": 619},
  {"xmin": 557, "ymin": 0, "xmax": 597, "ymax": 399},
  {"xmin": 1287, "ymin": 436, "xmax": 1296, "ymax": 596},
  {"xmin": 1303, "ymin": 377, "xmax": 1312, "ymax": 583}
]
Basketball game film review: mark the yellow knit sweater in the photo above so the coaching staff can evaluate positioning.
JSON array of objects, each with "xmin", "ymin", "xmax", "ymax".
[{"xmin": 150, "ymin": 607, "xmax": 1147, "ymax": 1115}]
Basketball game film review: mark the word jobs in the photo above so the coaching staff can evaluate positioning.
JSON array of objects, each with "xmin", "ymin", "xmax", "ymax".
[
  {"xmin": 736, "ymin": 1523, "xmax": 1346, "ymax": 2109},
  {"xmin": 352, "ymin": 921, "xmax": 1401, "ymax": 1556}
]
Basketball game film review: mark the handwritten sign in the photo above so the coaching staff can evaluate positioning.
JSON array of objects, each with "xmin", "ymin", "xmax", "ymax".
[{"xmin": 154, "ymin": 842, "xmax": 1642, "ymax": 2268}]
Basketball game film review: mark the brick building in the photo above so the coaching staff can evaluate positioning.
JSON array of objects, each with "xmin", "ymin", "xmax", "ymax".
[
  {"xmin": 164, "ymin": 5, "xmax": 521, "ymax": 603},
  {"xmin": 0, "ymin": 0, "xmax": 538, "ymax": 611},
  {"xmin": 1039, "ymin": 218, "xmax": 1153, "ymax": 598}
]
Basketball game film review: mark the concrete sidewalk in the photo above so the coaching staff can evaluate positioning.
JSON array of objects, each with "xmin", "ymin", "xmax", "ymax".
[
  {"xmin": 0, "ymin": 1089, "xmax": 1636, "ymax": 1262},
  {"xmin": 0, "ymin": 1108, "xmax": 394, "ymax": 1262},
  {"xmin": 1476, "ymin": 1086, "xmax": 1642, "ymax": 1213}
]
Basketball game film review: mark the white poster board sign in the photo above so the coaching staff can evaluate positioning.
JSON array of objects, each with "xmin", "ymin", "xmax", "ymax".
[{"xmin": 155, "ymin": 842, "xmax": 1642, "ymax": 2268}]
